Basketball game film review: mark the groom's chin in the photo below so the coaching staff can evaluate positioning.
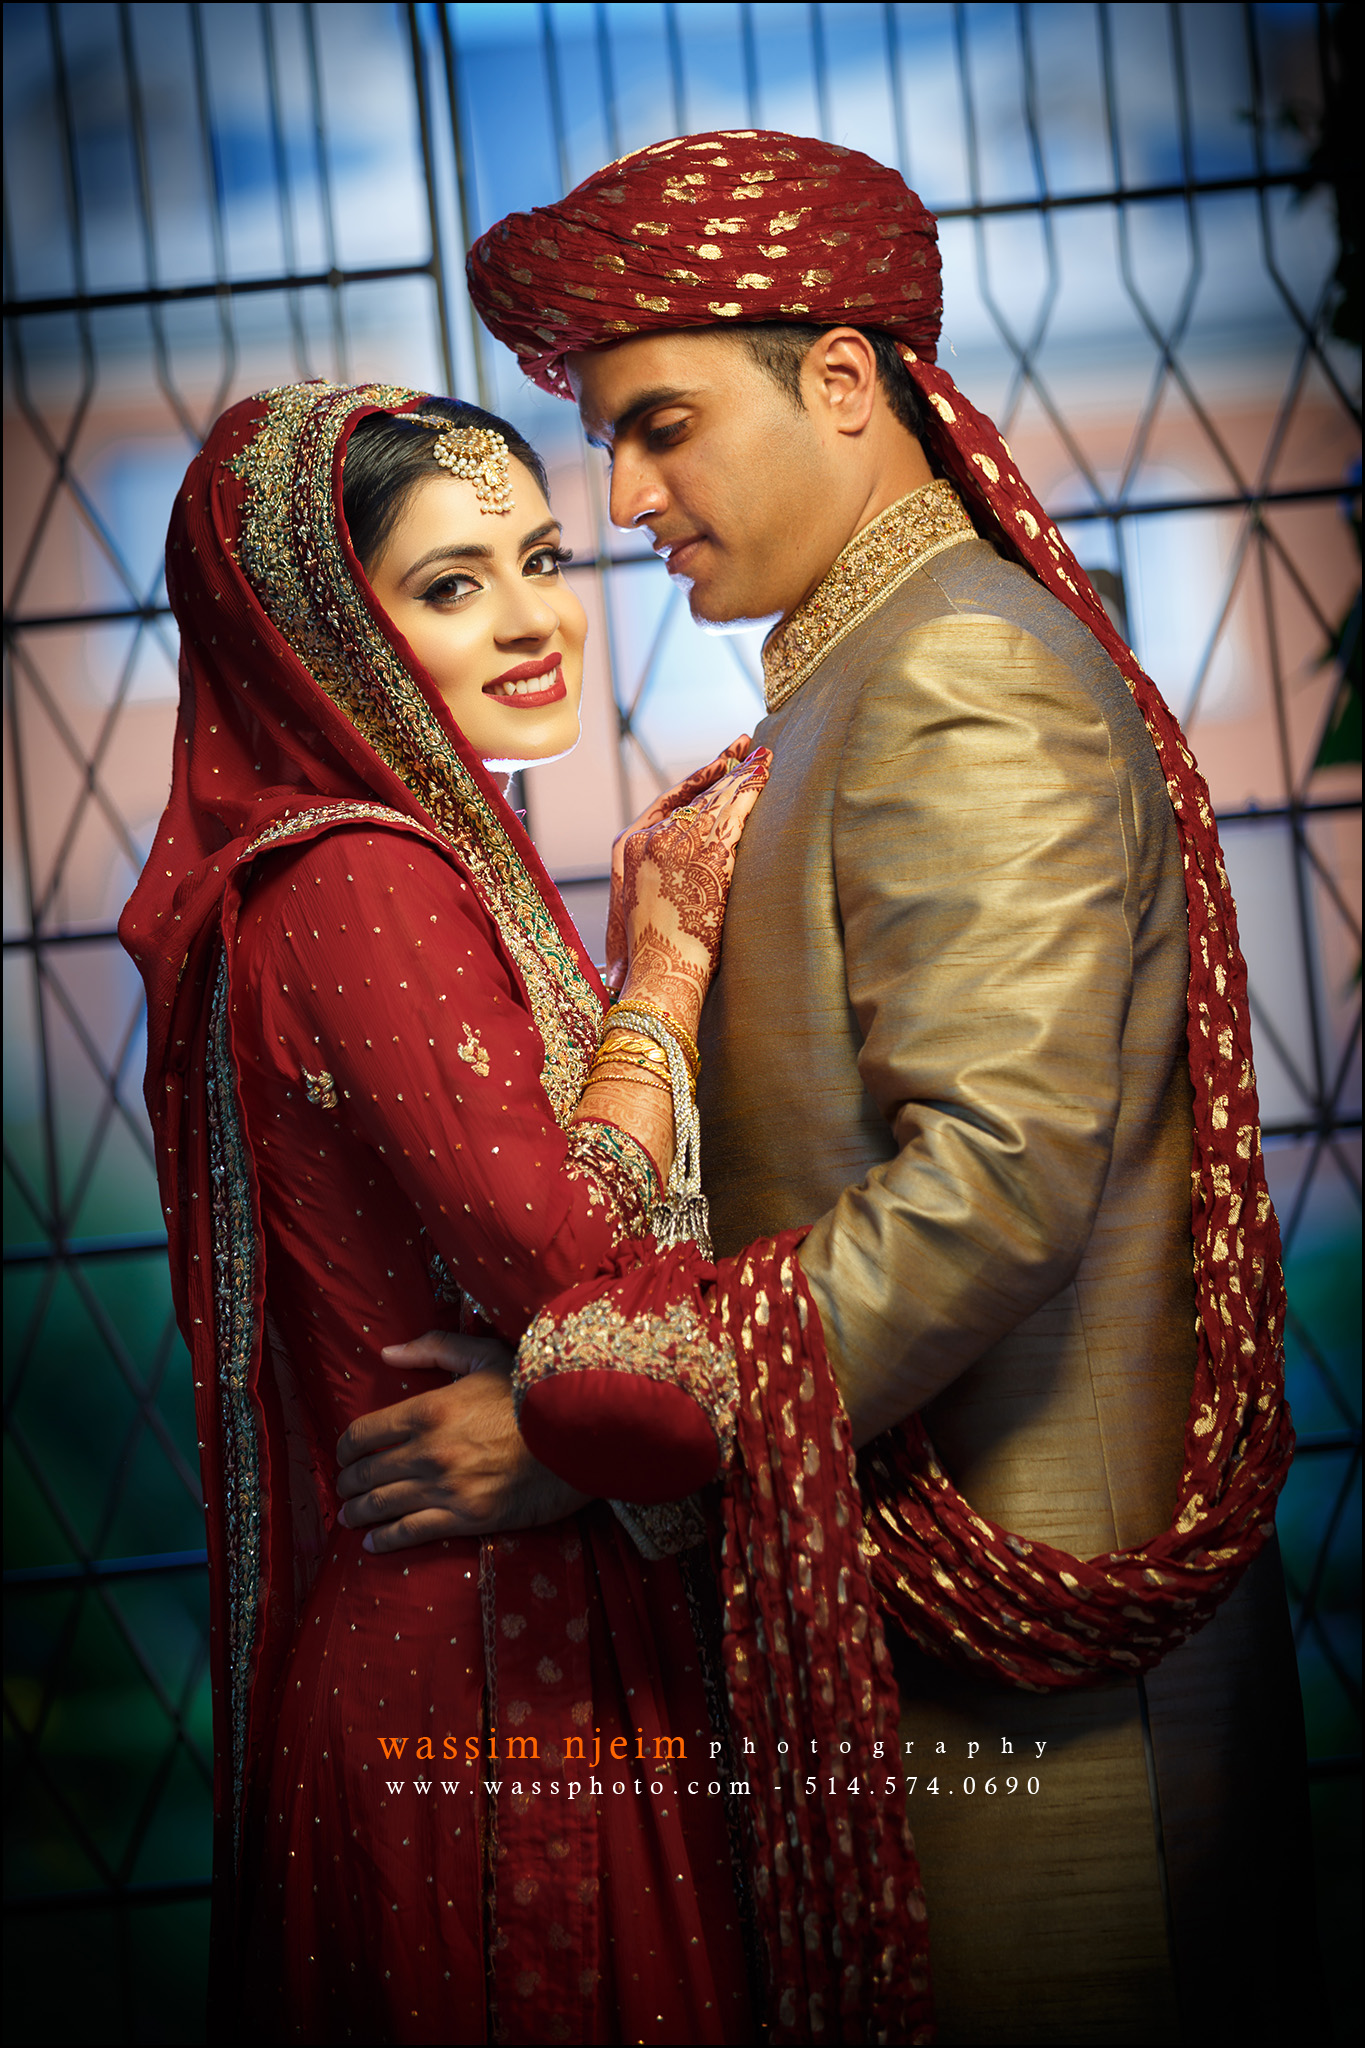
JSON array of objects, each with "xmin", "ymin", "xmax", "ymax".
[{"xmin": 685, "ymin": 581, "xmax": 782, "ymax": 637}]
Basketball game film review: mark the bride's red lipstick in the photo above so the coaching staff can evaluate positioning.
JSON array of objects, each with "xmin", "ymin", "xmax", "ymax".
[{"xmin": 483, "ymin": 652, "xmax": 566, "ymax": 707}]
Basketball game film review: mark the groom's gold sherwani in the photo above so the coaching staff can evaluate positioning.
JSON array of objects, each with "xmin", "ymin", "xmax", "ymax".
[{"xmin": 699, "ymin": 484, "xmax": 1314, "ymax": 2045}]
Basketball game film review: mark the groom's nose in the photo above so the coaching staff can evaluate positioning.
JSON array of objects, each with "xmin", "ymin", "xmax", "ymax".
[{"xmin": 607, "ymin": 448, "xmax": 668, "ymax": 534}]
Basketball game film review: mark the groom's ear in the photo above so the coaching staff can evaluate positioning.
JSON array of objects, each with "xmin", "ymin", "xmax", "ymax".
[{"xmin": 800, "ymin": 329, "xmax": 882, "ymax": 439}]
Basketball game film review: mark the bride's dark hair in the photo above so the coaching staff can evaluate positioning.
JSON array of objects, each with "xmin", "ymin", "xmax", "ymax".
[{"xmin": 342, "ymin": 397, "xmax": 550, "ymax": 574}]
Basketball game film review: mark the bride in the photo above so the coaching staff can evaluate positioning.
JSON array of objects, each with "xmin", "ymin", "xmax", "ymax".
[{"xmin": 120, "ymin": 380, "xmax": 767, "ymax": 2045}]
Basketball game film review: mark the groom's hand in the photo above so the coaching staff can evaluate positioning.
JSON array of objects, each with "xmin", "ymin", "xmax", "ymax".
[{"xmin": 335, "ymin": 1332, "xmax": 589, "ymax": 1550}]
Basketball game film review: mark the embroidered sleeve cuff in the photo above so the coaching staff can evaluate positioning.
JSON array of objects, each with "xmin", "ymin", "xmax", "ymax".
[
  {"xmin": 609, "ymin": 1496, "xmax": 710, "ymax": 1559},
  {"xmin": 514, "ymin": 1294, "xmax": 739, "ymax": 1503},
  {"xmin": 564, "ymin": 1117, "xmax": 661, "ymax": 1246}
]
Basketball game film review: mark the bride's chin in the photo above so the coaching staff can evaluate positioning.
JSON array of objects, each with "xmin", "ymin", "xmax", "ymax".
[
  {"xmin": 482, "ymin": 719, "xmax": 582, "ymax": 778},
  {"xmin": 481, "ymin": 736, "xmax": 581, "ymax": 778}
]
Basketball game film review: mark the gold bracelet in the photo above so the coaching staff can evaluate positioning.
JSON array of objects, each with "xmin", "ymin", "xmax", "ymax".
[
  {"xmin": 591, "ymin": 1047, "xmax": 678, "ymax": 1086},
  {"xmin": 599, "ymin": 1028, "xmax": 669, "ymax": 1065},
  {"xmin": 610, "ymin": 999, "xmax": 700, "ymax": 1081},
  {"xmin": 587, "ymin": 1059, "xmax": 672, "ymax": 1095},
  {"xmin": 617, "ymin": 999, "xmax": 700, "ymax": 1071}
]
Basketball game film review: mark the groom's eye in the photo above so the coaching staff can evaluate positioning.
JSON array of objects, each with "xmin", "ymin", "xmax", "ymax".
[{"xmin": 646, "ymin": 416, "xmax": 688, "ymax": 450}]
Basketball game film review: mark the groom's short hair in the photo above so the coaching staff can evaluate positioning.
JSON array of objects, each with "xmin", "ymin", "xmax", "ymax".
[{"xmin": 736, "ymin": 324, "xmax": 929, "ymax": 443}]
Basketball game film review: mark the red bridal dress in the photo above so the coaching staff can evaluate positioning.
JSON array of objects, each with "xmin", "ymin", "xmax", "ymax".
[{"xmin": 120, "ymin": 381, "xmax": 750, "ymax": 2047}]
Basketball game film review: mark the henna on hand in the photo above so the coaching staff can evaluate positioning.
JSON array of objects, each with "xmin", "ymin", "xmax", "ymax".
[
  {"xmin": 623, "ymin": 923, "xmax": 710, "ymax": 1037},
  {"xmin": 604, "ymin": 736, "xmax": 754, "ymax": 989},
  {"xmin": 633, "ymin": 810, "xmax": 730, "ymax": 974},
  {"xmin": 614, "ymin": 749, "xmax": 768, "ymax": 1020}
]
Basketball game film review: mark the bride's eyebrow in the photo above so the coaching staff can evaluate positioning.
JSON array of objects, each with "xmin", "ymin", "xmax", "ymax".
[{"xmin": 400, "ymin": 520, "xmax": 561, "ymax": 587}]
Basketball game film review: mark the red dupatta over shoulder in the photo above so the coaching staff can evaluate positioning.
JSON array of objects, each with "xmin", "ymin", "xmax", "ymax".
[{"xmin": 517, "ymin": 1197, "xmax": 1291, "ymax": 2043}]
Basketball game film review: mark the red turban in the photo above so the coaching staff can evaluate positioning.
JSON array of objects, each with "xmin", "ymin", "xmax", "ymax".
[{"xmin": 467, "ymin": 130, "xmax": 942, "ymax": 394}]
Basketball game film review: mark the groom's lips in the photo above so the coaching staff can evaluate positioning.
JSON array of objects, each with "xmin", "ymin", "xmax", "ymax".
[
  {"xmin": 655, "ymin": 533, "xmax": 707, "ymax": 579},
  {"xmin": 482, "ymin": 653, "xmax": 566, "ymax": 707}
]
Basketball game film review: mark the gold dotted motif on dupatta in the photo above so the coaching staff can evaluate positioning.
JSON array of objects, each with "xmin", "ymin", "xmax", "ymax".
[
  {"xmin": 761, "ymin": 478, "xmax": 976, "ymax": 712},
  {"xmin": 456, "ymin": 1024, "xmax": 491, "ymax": 1077},
  {"xmin": 225, "ymin": 382, "xmax": 601, "ymax": 1126}
]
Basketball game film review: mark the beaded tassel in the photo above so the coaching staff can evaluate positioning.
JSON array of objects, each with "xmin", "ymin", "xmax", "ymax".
[{"xmin": 610, "ymin": 1006, "xmax": 712, "ymax": 1260}]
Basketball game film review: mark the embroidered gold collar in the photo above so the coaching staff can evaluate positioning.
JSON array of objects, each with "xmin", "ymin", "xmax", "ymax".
[{"xmin": 761, "ymin": 479, "xmax": 976, "ymax": 713}]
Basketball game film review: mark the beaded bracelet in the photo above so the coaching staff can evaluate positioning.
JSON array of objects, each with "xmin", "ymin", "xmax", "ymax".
[{"xmin": 608, "ymin": 1007, "xmax": 710, "ymax": 1256}]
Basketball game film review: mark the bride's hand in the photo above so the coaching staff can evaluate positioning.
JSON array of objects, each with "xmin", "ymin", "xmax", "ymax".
[
  {"xmin": 608, "ymin": 743, "xmax": 770, "ymax": 1036},
  {"xmin": 603, "ymin": 735, "xmax": 757, "ymax": 992}
]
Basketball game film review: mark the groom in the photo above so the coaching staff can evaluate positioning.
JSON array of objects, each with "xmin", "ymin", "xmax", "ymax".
[{"xmin": 340, "ymin": 134, "xmax": 1317, "ymax": 2041}]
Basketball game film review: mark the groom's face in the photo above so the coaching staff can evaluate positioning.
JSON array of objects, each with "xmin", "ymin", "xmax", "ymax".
[{"xmin": 569, "ymin": 330, "xmax": 842, "ymax": 632}]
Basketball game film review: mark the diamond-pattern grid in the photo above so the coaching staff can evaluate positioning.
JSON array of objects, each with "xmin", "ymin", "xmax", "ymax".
[{"xmin": 4, "ymin": 4, "xmax": 1359, "ymax": 2041}]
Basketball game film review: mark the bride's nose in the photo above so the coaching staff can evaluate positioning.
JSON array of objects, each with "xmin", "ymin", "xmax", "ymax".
[{"xmin": 495, "ymin": 579, "xmax": 559, "ymax": 644}]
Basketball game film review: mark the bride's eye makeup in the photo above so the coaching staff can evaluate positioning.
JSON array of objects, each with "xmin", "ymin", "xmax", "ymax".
[
  {"xmin": 411, "ymin": 535, "xmax": 571, "ymax": 605},
  {"xmin": 524, "ymin": 544, "xmax": 574, "ymax": 577},
  {"xmin": 418, "ymin": 571, "xmax": 482, "ymax": 605}
]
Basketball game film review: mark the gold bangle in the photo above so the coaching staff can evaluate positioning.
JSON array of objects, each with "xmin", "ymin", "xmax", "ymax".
[
  {"xmin": 593, "ymin": 1056, "xmax": 687, "ymax": 1105},
  {"xmin": 587, "ymin": 1060, "xmax": 672, "ymax": 1095},
  {"xmin": 591, "ymin": 1048, "xmax": 678, "ymax": 1085},
  {"xmin": 610, "ymin": 1000, "xmax": 700, "ymax": 1080},
  {"xmin": 618, "ymin": 999, "xmax": 699, "ymax": 1069},
  {"xmin": 597, "ymin": 1048, "xmax": 667, "ymax": 1081},
  {"xmin": 599, "ymin": 1029, "xmax": 669, "ymax": 1064}
]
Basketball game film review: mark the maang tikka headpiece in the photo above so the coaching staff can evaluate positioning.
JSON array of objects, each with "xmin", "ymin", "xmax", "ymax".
[{"xmin": 406, "ymin": 415, "xmax": 515, "ymax": 515}]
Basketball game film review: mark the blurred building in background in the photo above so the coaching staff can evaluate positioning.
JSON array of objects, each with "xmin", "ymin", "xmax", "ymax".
[{"xmin": 4, "ymin": 4, "xmax": 1359, "ymax": 2041}]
